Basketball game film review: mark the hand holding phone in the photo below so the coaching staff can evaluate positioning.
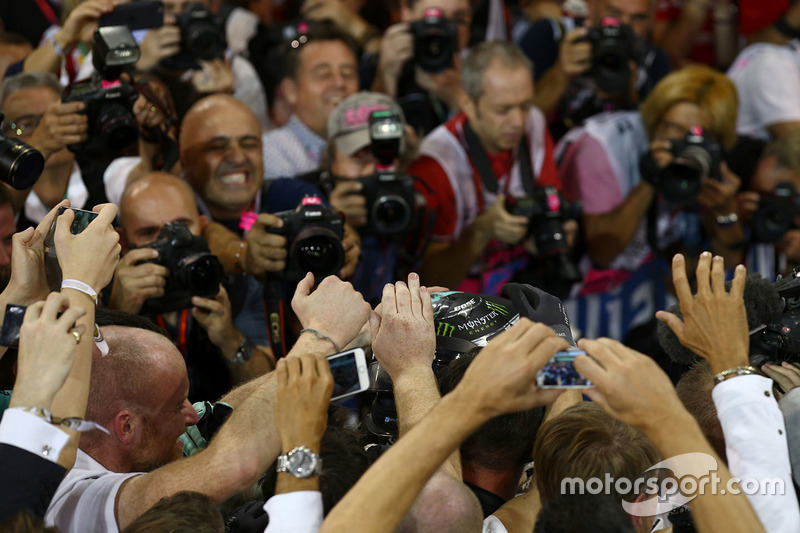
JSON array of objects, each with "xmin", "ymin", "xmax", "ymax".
[
  {"xmin": 328, "ymin": 348, "xmax": 370, "ymax": 401},
  {"xmin": 536, "ymin": 349, "xmax": 592, "ymax": 389}
]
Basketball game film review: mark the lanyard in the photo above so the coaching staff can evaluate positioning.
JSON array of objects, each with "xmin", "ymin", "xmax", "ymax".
[
  {"xmin": 157, "ymin": 309, "xmax": 190, "ymax": 358},
  {"xmin": 34, "ymin": 0, "xmax": 59, "ymax": 26}
]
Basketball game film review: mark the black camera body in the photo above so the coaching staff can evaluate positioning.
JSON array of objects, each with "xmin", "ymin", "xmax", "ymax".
[
  {"xmin": 63, "ymin": 76, "xmax": 139, "ymax": 154},
  {"xmin": 410, "ymin": 8, "xmax": 458, "ymax": 73},
  {"xmin": 162, "ymin": 2, "xmax": 226, "ymax": 70},
  {"xmin": 138, "ymin": 222, "xmax": 224, "ymax": 315},
  {"xmin": 581, "ymin": 18, "xmax": 640, "ymax": 94},
  {"xmin": 63, "ymin": 26, "xmax": 140, "ymax": 153},
  {"xmin": 269, "ymin": 196, "xmax": 345, "ymax": 282},
  {"xmin": 505, "ymin": 187, "xmax": 582, "ymax": 289},
  {"xmin": 656, "ymin": 126, "xmax": 723, "ymax": 205},
  {"xmin": 356, "ymin": 171, "xmax": 417, "ymax": 236},
  {"xmin": 752, "ymin": 182, "xmax": 800, "ymax": 243}
]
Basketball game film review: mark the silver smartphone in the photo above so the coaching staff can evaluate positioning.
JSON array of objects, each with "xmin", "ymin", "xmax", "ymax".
[
  {"xmin": 536, "ymin": 349, "xmax": 592, "ymax": 389},
  {"xmin": 328, "ymin": 347, "xmax": 370, "ymax": 401}
]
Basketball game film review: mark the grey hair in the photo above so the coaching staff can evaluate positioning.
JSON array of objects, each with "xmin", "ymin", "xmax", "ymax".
[
  {"xmin": 460, "ymin": 41, "xmax": 533, "ymax": 102},
  {"xmin": 0, "ymin": 71, "xmax": 63, "ymax": 110}
]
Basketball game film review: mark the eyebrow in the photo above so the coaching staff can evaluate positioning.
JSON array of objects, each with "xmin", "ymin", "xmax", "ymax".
[{"xmin": 205, "ymin": 135, "xmax": 261, "ymax": 145}]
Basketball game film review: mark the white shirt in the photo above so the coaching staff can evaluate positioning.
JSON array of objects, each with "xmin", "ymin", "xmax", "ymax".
[
  {"xmin": 261, "ymin": 491, "xmax": 509, "ymax": 533},
  {"xmin": 0, "ymin": 408, "xmax": 69, "ymax": 463},
  {"xmin": 23, "ymin": 160, "xmax": 128, "ymax": 225},
  {"xmin": 713, "ymin": 374, "xmax": 800, "ymax": 532},
  {"xmin": 727, "ymin": 40, "xmax": 800, "ymax": 142},
  {"xmin": 45, "ymin": 450, "xmax": 141, "ymax": 533}
]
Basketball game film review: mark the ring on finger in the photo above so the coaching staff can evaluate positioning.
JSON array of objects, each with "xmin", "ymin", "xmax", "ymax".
[{"xmin": 71, "ymin": 330, "xmax": 81, "ymax": 344}]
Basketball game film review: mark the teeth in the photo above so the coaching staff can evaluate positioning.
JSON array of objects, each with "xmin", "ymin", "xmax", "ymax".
[{"xmin": 220, "ymin": 172, "xmax": 247, "ymax": 185}]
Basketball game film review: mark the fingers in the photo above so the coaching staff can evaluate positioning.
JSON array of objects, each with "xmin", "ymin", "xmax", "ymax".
[
  {"xmin": 57, "ymin": 304, "xmax": 88, "ymax": 331},
  {"xmin": 654, "ymin": 309, "xmax": 685, "ymax": 338},
  {"xmin": 381, "ymin": 282, "xmax": 397, "ymax": 315},
  {"xmin": 395, "ymin": 280, "xmax": 411, "ymax": 315},
  {"xmin": 41, "ymin": 292, "xmax": 69, "ymax": 322},
  {"xmin": 91, "ymin": 203, "xmax": 119, "ymax": 226},
  {"xmin": 762, "ymin": 362, "xmax": 800, "ymax": 393},
  {"xmin": 731, "ymin": 264, "xmax": 746, "ymax": 300},
  {"xmin": 276, "ymin": 358, "xmax": 288, "ymax": 388},
  {"xmin": 695, "ymin": 251, "xmax": 712, "ymax": 298},
  {"xmin": 294, "ymin": 272, "xmax": 315, "ymax": 301},
  {"xmin": 671, "ymin": 254, "xmax": 693, "ymax": 308},
  {"xmin": 710, "ymin": 255, "xmax": 726, "ymax": 296},
  {"xmin": 23, "ymin": 300, "xmax": 45, "ymax": 322}
]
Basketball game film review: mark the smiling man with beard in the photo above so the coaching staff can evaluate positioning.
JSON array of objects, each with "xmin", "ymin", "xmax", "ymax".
[{"xmin": 261, "ymin": 21, "xmax": 360, "ymax": 180}]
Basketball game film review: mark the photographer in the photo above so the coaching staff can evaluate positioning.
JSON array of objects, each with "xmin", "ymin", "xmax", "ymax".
[
  {"xmin": 112, "ymin": 172, "xmax": 274, "ymax": 402},
  {"xmin": 366, "ymin": 0, "xmax": 471, "ymax": 136},
  {"xmin": 409, "ymin": 42, "xmax": 571, "ymax": 296},
  {"xmin": 736, "ymin": 129, "xmax": 800, "ymax": 279},
  {"xmin": 297, "ymin": 91, "xmax": 424, "ymax": 304},
  {"xmin": 0, "ymin": 71, "xmax": 163, "ymax": 229},
  {"xmin": 134, "ymin": 0, "xmax": 269, "ymax": 131},
  {"xmin": 515, "ymin": 0, "xmax": 670, "ymax": 139},
  {"xmin": 557, "ymin": 66, "xmax": 742, "ymax": 315}
]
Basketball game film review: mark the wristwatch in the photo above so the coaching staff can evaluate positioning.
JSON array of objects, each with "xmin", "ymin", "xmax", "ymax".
[
  {"xmin": 225, "ymin": 335, "xmax": 253, "ymax": 366},
  {"xmin": 276, "ymin": 446, "xmax": 322, "ymax": 478}
]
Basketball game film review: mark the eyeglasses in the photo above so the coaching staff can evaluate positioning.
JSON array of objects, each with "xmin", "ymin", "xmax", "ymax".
[{"xmin": 4, "ymin": 114, "xmax": 43, "ymax": 139}]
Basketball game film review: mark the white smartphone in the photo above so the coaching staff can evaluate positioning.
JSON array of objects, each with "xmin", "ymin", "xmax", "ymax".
[
  {"xmin": 328, "ymin": 348, "xmax": 370, "ymax": 401},
  {"xmin": 536, "ymin": 349, "xmax": 592, "ymax": 389}
]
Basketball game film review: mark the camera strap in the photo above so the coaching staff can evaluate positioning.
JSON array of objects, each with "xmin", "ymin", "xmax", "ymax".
[
  {"xmin": 263, "ymin": 279, "xmax": 289, "ymax": 359},
  {"xmin": 462, "ymin": 120, "xmax": 536, "ymax": 201}
]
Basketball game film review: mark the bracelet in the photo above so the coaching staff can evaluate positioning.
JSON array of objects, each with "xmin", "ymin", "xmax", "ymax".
[
  {"xmin": 61, "ymin": 279, "xmax": 98, "ymax": 304},
  {"xmin": 713, "ymin": 365, "xmax": 759, "ymax": 385},
  {"xmin": 233, "ymin": 240, "xmax": 248, "ymax": 275},
  {"xmin": 48, "ymin": 34, "xmax": 69, "ymax": 57},
  {"xmin": 17, "ymin": 406, "xmax": 110, "ymax": 434},
  {"xmin": 299, "ymin": 328, "xmax": 341, "ymax": 353}
]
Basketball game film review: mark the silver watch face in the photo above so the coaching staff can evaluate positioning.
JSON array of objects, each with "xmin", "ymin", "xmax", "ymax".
[{"xmin": 285, "ymin": 448, "xmax": 319, "ymax": 478}]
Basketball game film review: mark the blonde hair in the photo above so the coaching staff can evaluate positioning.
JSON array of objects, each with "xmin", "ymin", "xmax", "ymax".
[{"xmin": 640, "ymin": 65, "xmax": 738, "ymax": 150}]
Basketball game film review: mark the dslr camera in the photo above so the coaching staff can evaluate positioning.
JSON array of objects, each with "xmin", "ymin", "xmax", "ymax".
[
  {"xmin": 138, "ymin": 222, "xmax": 224, "ymax": 315},
  {"xmin": 62, "ymin": 26, "xmax": 140, "ymax": 153},
  {"xmin": 580, "ymin": 17, "xmax": 640, "ymax": 94},
  {"xmin": 410, "ymin": 8, "xmax": 459, "ymax": 73},
  {"xmin": 505, "ymin": 187, "xmax": 582, "ymax": 292},
  {"xmin": 161, "ymin": 2, "xmax": 226, "ymax": 70},
  {"xmin": 358, "ymin": 109, "xmax": 417, "ymax": 236},
  {"xmin": 752, "ymin": 182, "xmax": 800, "ymax": 243},
  {"xmin": 269, "ymin": 196, "xmax": 345, "ymax": 282},
  {"xmin": 0, "ymin": 113, "xmax": 44, "ymax": 189},
  {"xmin": 648, "ymin": 126, "xmax": 723, "ymax": 205}
]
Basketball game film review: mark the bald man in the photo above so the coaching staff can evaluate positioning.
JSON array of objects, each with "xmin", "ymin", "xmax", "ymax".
[
  {"xmin": 110, "ymin": 171, "xmax": 273, "ymax": 401},
  {"xmin": 179, "ymin": 94, "xmax": 360, "ymax": 280}
]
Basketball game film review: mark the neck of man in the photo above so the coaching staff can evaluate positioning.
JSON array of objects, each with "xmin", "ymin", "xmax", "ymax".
[
  {"xmin": 207, "ymin": 198, "xmax": 256, "ymax": 225},
  {"xmin": 33, "ymin": 155, "xmax": 75, "ymax": 208},
  {"xmin": 462, "ymin": 462, "xmax": 524, "ymax": 502}
]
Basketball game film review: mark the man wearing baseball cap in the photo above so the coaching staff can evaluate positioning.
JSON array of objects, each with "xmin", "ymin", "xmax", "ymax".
[{"xmin": 297, "ymin": 91, "xmax": 429, "ymax": 304}]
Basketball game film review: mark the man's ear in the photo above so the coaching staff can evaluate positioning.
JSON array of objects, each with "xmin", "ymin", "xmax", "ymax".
[
  {"xmin": 626, "ymin": 492, "xmax": 655, "ymax": 533},
  {"xmin": 113, "ymin": 411, "xmax": 139, "ymax": 447},
  {"xmin": 400, "ymin": 0, "xmax": 413, "ymax": 22},
  {"xmin": 198, "ymin": 214, "xmax": 209, "ymax": 234},
  {"xmin": 117, "ymin": 227, "xmax": 129, "ymax": 255},
  {"xmin": 459, "ymin": 91, "xmax": 477, "ymax": 124},
  {"xmin": 281, "ymin": 77, "xmax": 298, "ymax": 109}
]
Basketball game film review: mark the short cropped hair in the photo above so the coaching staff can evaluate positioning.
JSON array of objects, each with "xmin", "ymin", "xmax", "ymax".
[
  {"xmin": 534, "ymin": 403, "xmax": 660, "ymax": 503},
  {"xmin": 639, "ymin": 64, "xmax": 738, "ymax": 150},
  {"xmin": 120, "ymin": 491, "xmax": 223, "ymax": 533},
  {"xmin": 533, "ymin": 493, "xmax": 636, "ymax": 533},
  {"xmin": 281, "ymin": 20, "xmax": 358, "ymax": 81},
  {"xmin": 762, "ymin": 128, "xmax": 800, "ymax": 173},
  {"xmin": 460, "ymin": 41, "xmax": 532, "ymax": 102},
  {"xmin": 0, "ymin": 71, "xmax": 62, "ymax": 110}
]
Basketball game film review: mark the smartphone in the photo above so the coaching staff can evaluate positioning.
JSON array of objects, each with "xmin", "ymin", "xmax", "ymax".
[
  {"xmin": 44, "ymin": 206, "xmax": 99, "ymax": 248},
  {"xmin": 328, "ymin": 348, "xmax": 370, "ymax": 401},
  {"xmin": 0, "ymin": 304, "xmax": 25, "ymax": 348},
  {"xmin": 536, "ymin": 349, "xmax": 592, "ymax": 389},
  {"xmin": 99, "ymin": 1, "xmax": 164, "ymax": 30}
]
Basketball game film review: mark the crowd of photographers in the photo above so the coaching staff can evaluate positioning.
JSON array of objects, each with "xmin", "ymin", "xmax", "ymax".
[{"xmin": 1, "ymin": 0, "xmax": 800, "ymax": 531}]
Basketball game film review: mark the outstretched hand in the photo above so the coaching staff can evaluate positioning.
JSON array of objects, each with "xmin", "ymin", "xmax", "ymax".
[
  {"xmin": 655, "ymin": 252, "xmax": 749, "ymax": 374},
  {"xmin": 370, "ymin": 273, "xmax": 435, "ymax": 381}
]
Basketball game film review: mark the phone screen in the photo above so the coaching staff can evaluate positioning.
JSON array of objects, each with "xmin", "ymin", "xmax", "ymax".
[
  {"xmin": 328, "ymin": 349, "xmax": 367, "ymax": 401},
  {"xmin": 44, "ymin": 207, "xmax": 99, "ymax": 247},
  {"xmin": 536, "ymin": 349, "xmax": 592, "ymax": 389},
  {"xmin": 0, "ymin": 304, "xmax": 26, "ymax": 348}
]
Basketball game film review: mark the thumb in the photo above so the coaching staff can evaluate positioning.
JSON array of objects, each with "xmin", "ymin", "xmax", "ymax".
[
  {"xmin": 369, "ymin": 310, "xmax": 382, "ymax": 339},
  {"xmin": 655, "ymin": 310, "xmax": 685, "ymax": 339},
  {"xmin": 294, "ymin": 272, "xmax": 315, "ymax": 300}
]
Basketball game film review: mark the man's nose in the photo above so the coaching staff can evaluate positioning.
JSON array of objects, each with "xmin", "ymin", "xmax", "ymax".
[{"xmin": 183, "ymin": 399, "xmax": 200, "ymax": 426}]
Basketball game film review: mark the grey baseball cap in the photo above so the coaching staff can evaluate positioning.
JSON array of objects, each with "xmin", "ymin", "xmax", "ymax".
[{"xmin": 327, "ymin": 91, "xmax": 406, "ymax": 156}]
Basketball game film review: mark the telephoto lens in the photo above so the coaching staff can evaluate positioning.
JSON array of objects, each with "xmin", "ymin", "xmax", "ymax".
[{"xmin": 0, "ymin": 118, "xmax": 45, "ymax": 189}]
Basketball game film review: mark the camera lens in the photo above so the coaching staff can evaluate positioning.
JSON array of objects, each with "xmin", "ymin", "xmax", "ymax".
[
  {"xmin": 183, "ymin": 254, "xmax": 223, "ymax": 296},
  {"xmin": 373, "ymin": 195, "xmax": 411, "ymax": 234},
  {"xmin": 753, "ymin": 203, "xmax": 794, "ymax": 243},
  {"xmin": 97, "ymin": 104, "xmax": 139, "ymax": 151},
  {"xmin": 0, "ymin": 136, "xmax": 44, "ymax": 189},
  {"xmin": 292, "ymin": 228, "xmax": 345, "ymax": 279},
  {"xmin": 186, "ymin": 20, "xmax": 225, "ymax": 60}
]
